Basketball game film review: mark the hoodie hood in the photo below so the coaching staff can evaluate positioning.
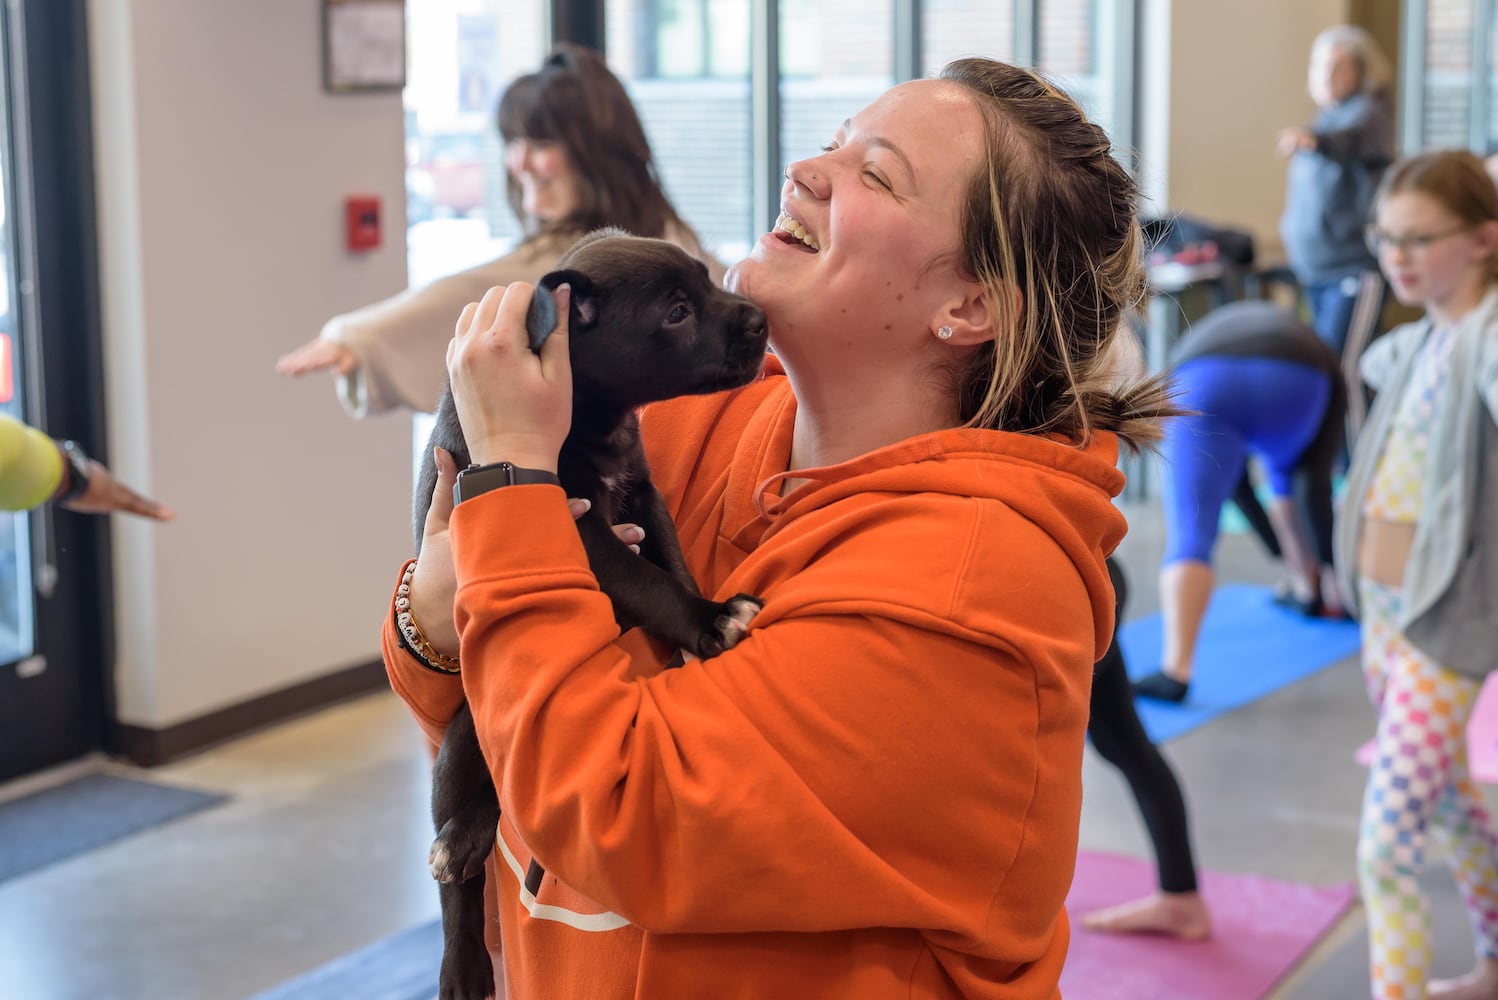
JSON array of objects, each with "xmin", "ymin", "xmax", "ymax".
[{"xmin": 698, "ymin": 365, "xmax": 1129, "ymax": 664}]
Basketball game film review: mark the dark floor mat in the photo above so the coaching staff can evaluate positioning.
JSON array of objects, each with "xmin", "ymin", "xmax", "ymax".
[
  {"xmin": 252, "ymin": 919, "xmax": 443, "ymax": 1000},
  {"xmin": 0, "ymin": 773, "xmax": 226, "ymax": 883}
]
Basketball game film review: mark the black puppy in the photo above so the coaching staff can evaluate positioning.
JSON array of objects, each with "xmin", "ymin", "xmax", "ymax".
[{"xmin": 409, "ymin": 228, "xmax": 768, "ymax": 1000}]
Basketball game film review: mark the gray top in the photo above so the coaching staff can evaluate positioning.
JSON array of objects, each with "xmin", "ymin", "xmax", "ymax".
[
  {"xmin": 1279, "ymin": 91, "xmax": 1394, "ymax": 286},
  {"xmin": 1334, "ymin": 289, "xmax": 1498, "ymax": 677},
  {"xmin": 1169, "ymin": 300, "xmax": 1340, "ymax": 375}
]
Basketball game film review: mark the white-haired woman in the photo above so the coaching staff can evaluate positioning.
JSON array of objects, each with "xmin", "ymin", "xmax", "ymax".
[{"xmin": 1278, "ymin": 24, "xmax": 1394, "ymax": 361}]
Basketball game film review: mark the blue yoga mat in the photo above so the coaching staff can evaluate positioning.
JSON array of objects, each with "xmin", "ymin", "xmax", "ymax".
[
  {"xmin": 1120, "ymin": 584, "xmax": 1362, "ymax": 744},
  {"xmin": 253, "ymin": 919, "xmax": 442, "ymax": 1000}
]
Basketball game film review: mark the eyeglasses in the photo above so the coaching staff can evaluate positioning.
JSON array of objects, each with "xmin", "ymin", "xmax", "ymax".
[{"xmin": 1365, "ymin": 223, "xmax": 1472, "ymax": 257}]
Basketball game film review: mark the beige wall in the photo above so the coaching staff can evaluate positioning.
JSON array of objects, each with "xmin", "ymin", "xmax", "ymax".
[
  {"xmin": 89, "ymin": 0, "xmax": 414, "ymax": 727},
  {"xmin": 79, "ymin": 0, "xmax": 1389, "ymax": 730},
  {"xmin": 1142, "ymin": 0, "xmax": 1351, "ymax": 261}
]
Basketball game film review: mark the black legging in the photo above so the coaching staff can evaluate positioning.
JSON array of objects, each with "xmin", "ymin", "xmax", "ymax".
[{"xmin": 1087, "ymin": 557, "xmax": 1200, "ymax": 894}]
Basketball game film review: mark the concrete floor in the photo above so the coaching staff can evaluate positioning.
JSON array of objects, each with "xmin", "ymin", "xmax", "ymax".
[{"xmin": 0, "ymin": 496, "xmax": 1490, "ymax": 999}]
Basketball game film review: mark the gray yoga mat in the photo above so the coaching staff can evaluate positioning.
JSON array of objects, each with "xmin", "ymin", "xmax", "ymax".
[{"xmin": 0, "ymin": 772, "xmax": 226, "ymax": 883}]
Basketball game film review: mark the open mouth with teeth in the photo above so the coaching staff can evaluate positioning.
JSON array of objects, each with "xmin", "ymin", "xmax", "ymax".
[{"xmin": 773, "ymin": 213, "xmax": 820, "ymax": 252}]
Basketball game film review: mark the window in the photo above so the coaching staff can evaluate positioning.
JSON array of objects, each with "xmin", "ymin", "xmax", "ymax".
[
  {"xmin": 1423, "ymin": 0, "xmax": 1474, "ymax": 149},
  {"xmin": 616, "ymin": 0, "xmax": 750, "ymax": 78},
  {"xmin": 404, "ymin": 1, "xmax": 1137, "ymax": 279},
  {"xmin": 403, "ymin": 0, "xmax": 546, "ymax": 287},
  {"xmin": 608, "ymin": 0, "xmax": 754, "ymax": 265},
  {"xmin": 778, "ymin": 0, "xmax": 893, "ymax": 169},
  {"xmin": 923, "ymin": 0, "xmax": 1016, "ymax": 70},
  {"xmin": 1039, "ymin": 0, "xmax": 1129, "ymax": 144},
  {"xmin": 1401, "ymin": 0, "xmax": 1498, "ymax": 154}
]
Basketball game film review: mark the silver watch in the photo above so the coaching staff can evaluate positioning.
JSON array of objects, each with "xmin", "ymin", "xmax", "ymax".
[{"xmin": 58, "ymin": 440, "xmax": 92, "ymax": 501}]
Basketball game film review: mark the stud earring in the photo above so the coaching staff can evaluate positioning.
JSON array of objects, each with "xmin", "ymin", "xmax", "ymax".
[{"xmin": 937, "ymin": 326, "xmax": 954, "ymax": 340}]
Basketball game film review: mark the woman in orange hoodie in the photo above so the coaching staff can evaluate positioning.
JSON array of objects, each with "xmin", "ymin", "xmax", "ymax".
[{"xmin": 386, "ymin": 58, "xmax": 1174, "ymax": 999}]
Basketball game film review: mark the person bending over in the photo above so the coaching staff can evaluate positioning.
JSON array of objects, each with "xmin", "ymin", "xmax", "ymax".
[{"xmin": 1134, "ymin": 300, "xmax": 1345, "ymax": 703}]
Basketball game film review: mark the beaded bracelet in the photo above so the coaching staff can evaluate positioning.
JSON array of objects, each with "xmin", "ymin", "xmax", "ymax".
[{"xmin": 394, "ymin": 560, "xmax": 461, "ymax": 674}]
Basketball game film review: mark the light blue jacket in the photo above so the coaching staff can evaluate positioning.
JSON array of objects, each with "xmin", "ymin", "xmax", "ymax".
[{"xmin": 1334, "ymin": 288, "xmax": 1498, "ymax": 678}]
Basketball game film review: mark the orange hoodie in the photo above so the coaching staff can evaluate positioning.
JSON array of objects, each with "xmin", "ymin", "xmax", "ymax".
[{"xmin": 385, "ymin": 359, "xmax": 1126, "ymax": 999}]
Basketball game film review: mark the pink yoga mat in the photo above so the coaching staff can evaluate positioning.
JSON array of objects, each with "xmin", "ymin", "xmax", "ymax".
[
  {"xmin": 1354, "ymin": 673, "xmax": 1498, "ymax": 784},
  {"xmin": 1061, "ymin": 851, "xmax": 1354, "ymax": 1000}
]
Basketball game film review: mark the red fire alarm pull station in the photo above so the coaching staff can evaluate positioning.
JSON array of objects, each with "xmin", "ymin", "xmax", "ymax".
[{"xmin": 345, "ymin": 195, "xmax": 381, "ymax": 251}]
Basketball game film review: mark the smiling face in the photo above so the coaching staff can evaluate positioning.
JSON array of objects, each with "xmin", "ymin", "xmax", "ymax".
[
  {"xmin": 1374, "ymin": 190, "xmax": 1496, "ymax": 315},
  {"xmin": 504, "ymin": 138, "xmax": 583, "ymax": 223},
  {"xmin": 727, "ymin": 79, "xmax": 986, "ymax": 373}
]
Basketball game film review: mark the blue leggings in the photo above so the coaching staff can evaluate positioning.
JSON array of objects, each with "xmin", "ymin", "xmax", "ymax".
[{"xmin": 1162, "ymin": 356, "xmax": 1332, "ymax": 565}]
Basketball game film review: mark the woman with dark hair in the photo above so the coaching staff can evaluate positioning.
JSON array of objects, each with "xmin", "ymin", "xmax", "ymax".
[
  {"xmin": 276, "ymin": 44, "xmax": 723, "ymax": 418},
  {"xmin": 386, "ymin": 58, "xmax": 1177, "ymax": 998}
]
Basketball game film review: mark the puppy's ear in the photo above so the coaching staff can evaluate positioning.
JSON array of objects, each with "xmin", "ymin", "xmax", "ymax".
[{"xmin": 539, "ymin": 269, "xmax": 598, "ymax": 329}]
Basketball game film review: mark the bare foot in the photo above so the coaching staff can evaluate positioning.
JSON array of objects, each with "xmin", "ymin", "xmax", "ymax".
[
  {"xmin": 1081, "ymin": 891, "xmax": 1212, "ymax": 941},
  {"xmin": 1429, "ymin": 960, "xmax": 1498, "ymax": 999}
]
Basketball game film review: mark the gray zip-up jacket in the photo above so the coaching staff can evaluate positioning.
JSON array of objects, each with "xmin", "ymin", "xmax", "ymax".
[
  {"xmin": 1334, "ymin": 289, "xmax": 1498, "ymax": 678},
  {"xmin": 1279, "ymin": 91, "xmax": 1393, "ymax": 286}
]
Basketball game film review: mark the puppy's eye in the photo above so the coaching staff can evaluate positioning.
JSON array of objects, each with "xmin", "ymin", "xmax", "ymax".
[{"xmin": 666, "ymin": 304, "xmax": 691, "ymax": 325}]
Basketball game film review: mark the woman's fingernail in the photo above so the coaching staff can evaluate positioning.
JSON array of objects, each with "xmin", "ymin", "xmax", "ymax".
[
  {"xmin": 568, "ymin": 497, "xmax": 591, "ymax": 516},
  {"xmin": 621, "ymin": 526, "xmax": 644, "ymax": 543}
]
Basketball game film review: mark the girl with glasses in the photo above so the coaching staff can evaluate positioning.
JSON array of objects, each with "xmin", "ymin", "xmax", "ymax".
[{"xmin": 1335, "ymin": 149, "xmax": 1498, "ymax": 1000}]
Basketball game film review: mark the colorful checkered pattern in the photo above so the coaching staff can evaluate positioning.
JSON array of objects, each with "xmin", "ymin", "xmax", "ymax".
[
  {"xmin": 1357, "ymin": 579, "xmax": 1498, "ymax": 1000},
  {"xmin": 1363, "ymin": 324, "xmax": 1457, "ymax": 523}
]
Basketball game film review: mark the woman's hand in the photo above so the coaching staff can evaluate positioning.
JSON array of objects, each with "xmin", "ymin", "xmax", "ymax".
[
  {"xmin": 62, "ymin": 458, "xmax": 176, "ymax": 521},
  {"xmin": 408, "ymin": 456, "xmax": 643, "ymax": 662},
  {"xmin": 275, "ymin": 338, "xmax": 358, "ymax": 377},
  {"xmin": 1277, "ymin": 126, "xmax": 1316, "ymax": 157},
  {"xmin": 409, "ymin": 447, "xmax": 461, "ymax": 659},
  {"xmin": 447, "ymin": 283, "xmax": 572, "ymax": 471},
  {"xmin": 569, "ymin": 497, "xmax": 645, "ymax": 553}
]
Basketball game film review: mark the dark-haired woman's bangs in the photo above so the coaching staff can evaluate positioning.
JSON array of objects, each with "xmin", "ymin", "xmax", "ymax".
[{"xmin": 496, "ymin": 81, "xmax": 560, "ymax": 144}]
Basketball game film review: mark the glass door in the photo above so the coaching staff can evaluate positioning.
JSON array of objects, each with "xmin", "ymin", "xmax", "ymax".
[
  {"xmin": 0, "ymin": 0, "xmax": 113, "ymax": 782},
  {"xmin": 0, "ymin": 0, "xmax": 37, "ymax": 672}
]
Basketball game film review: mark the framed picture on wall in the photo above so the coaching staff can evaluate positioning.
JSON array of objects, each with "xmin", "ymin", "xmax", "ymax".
[{"xmin": 323, "ymin": 0, "xmax": 406, "ymax": 93}]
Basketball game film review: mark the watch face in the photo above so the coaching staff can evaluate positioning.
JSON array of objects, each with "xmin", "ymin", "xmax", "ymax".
[
  {"xmin": 453, "ymin": 462, "xmax": 558, "ymax": 504},
  {"xmin": 454, "ymin": 463, "xmax": 512, "ymax": 505},
  {"xmin": 61, "ymin": 441, "xmax": 92, "ymax": 499}
]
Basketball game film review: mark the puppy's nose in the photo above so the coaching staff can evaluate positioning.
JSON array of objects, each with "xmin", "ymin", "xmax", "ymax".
[{"xmin": 738, "ymin": 303, "xmax": 767, "ymax": 341}]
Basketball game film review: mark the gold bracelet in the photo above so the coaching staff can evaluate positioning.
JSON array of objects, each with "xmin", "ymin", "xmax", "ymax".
[{"xmin": 395, "ymin": 560, "xmax": 461, "ymax": 674}]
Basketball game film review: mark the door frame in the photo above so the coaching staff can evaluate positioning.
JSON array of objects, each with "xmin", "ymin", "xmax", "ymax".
[{"xmin": 0, "ymin": 0, "xmax": 115, "ymax": 782}]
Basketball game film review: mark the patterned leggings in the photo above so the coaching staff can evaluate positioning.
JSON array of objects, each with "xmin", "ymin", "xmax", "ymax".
[{"xmin": 1358, "ymin": 579, "xmax": 1498, "ymax": 999}]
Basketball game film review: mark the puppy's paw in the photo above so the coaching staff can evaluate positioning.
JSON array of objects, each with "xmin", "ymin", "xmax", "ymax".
[
  {"xmin": 713, "ymin": 594, "xmax": 763, "ymax": 651},
  {"xmin": 439, "ymin": 949, "xmax": 497, "ymax": 1000},
  {"xmin": 429, "ymin": 820, "xmax": 493, "ymax": 884}
]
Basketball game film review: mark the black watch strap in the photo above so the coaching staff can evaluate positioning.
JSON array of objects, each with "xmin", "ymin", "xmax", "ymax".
[
  {"xmin": 59, "ymin": 440, "xmax": 92, "ymax": 501},
  {"xmin": 453, "ymin": 461, "xmax": 561, "ymax": 505}
]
